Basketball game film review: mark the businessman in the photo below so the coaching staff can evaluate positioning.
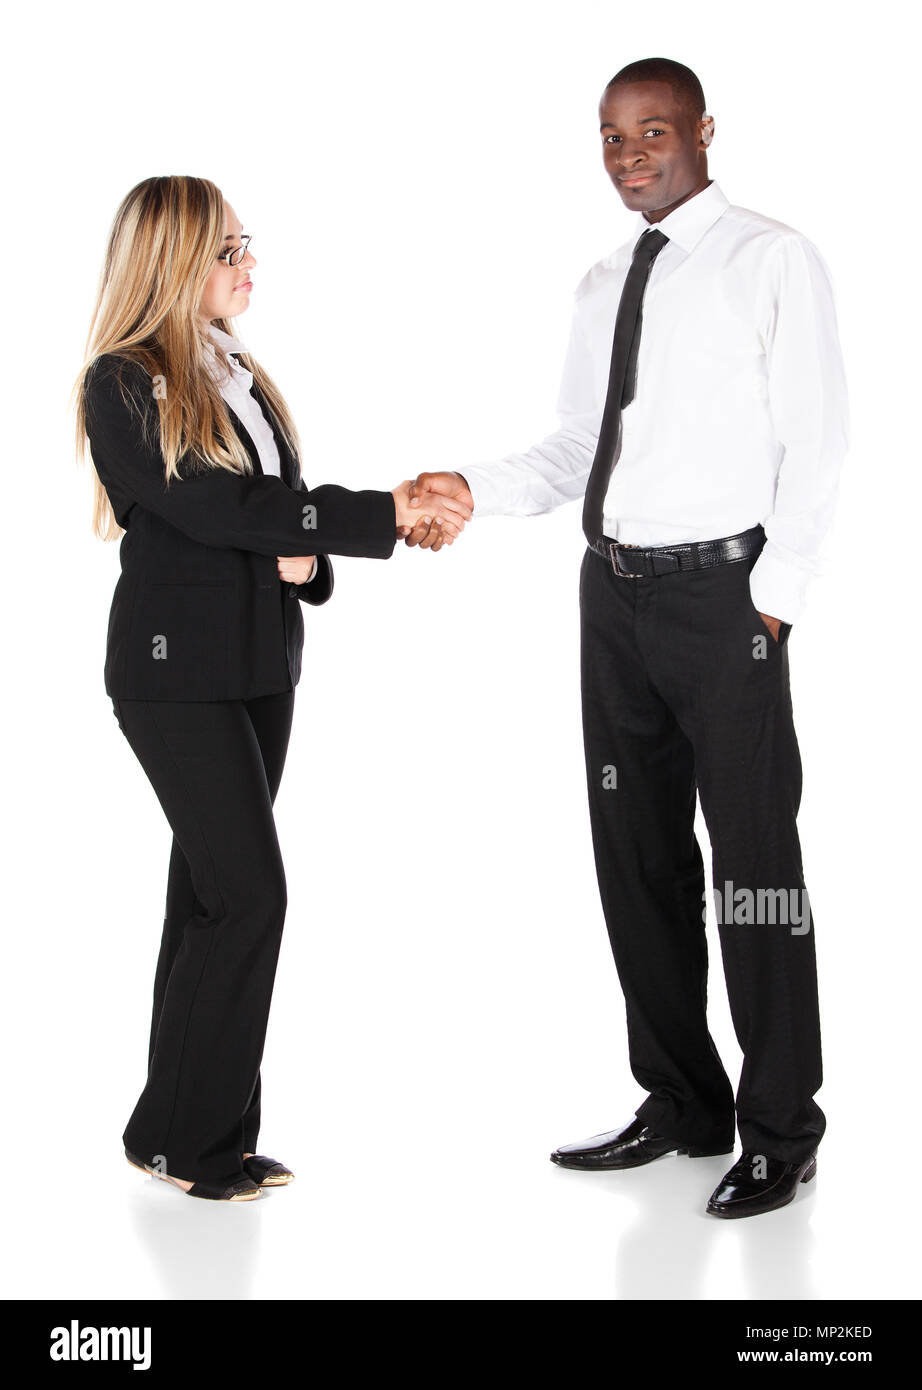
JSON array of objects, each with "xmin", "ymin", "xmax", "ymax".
[{"xmin": 404, "ymin": 56, "xmax": 849, "ymax": 1218}]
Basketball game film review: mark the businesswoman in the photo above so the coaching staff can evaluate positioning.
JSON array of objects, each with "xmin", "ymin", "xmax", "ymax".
[{"xmin": 74, "ymin": 175, "xmax": 467, "ymax": 1202}]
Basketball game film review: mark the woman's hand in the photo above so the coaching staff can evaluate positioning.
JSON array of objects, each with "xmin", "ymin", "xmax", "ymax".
[
  {"xmin": 391, "ymin": 479, "xmax": 471, "ymax": 543},
  {"xmin": 277, "ymin": 556, "xmax": 317, "ymax": 584}
]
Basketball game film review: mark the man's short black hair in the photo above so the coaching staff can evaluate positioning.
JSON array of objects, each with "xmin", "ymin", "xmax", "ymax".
[{"xmin": 603, "ymin": 57, "xmax": 707, "ymax": 128}]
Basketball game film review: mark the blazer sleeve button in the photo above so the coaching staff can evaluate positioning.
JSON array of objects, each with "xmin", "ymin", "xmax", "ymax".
[{"xmin": 288, "ymin": 584, "xmax": 298, "ymax": 597}]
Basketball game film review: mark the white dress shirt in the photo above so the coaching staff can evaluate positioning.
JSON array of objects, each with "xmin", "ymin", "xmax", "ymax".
[
  {"xmin": 203, "ymin": 323, "xmax": 316, "ymax": 582},
  {"xmin": 460, "ymin": 180, "xmax": 849, "ymax": 624}
]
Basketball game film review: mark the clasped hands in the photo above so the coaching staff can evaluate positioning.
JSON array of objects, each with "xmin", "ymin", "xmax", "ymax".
[{"xmin": 393, "ymin": 472, "xmax": 474, "ymax": 551}]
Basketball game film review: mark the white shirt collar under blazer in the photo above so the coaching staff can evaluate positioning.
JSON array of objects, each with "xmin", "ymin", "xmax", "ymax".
[{"xmin": 202, "ymin": 322, "xmax": 250, "ymax": 384}]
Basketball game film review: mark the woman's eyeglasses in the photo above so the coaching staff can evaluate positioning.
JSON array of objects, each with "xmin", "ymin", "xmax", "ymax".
[{"xmin": 217, "ymin": 235, "xmax": 252, "ymax": 268}]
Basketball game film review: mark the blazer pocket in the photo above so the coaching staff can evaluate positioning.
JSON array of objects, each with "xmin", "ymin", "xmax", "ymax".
[{"xmin": 128, "ymin": 582, "xmax": 231, "ymax": 698}]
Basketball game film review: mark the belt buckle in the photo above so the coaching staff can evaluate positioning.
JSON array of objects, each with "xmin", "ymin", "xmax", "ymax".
[{"xmin": 609, "ymin": 541, "xmax": 644, "ymax": 579}]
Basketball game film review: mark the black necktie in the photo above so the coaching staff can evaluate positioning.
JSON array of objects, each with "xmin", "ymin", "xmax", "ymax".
[{"xmin": 581, "ymin": 227, "xmax": 670, "ymax": 547}]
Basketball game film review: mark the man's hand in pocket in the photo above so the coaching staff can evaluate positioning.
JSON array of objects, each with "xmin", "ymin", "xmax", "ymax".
[{"xmin": 758, "ymin": 612, "xmax": 782, "ymax": 643}]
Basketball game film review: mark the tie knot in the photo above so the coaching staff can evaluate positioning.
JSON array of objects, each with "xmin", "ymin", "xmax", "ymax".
[{"xmin": 634, "ymin": 228, "xmax": 669, "ymax": 261}]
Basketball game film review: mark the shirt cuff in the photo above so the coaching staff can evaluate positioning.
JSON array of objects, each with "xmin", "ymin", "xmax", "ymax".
[
  {"xmin": 302, "ymin": 556, "xmax": 318, "ymax": 583},
  {"xmin": 748, "ymin": 544, "xmax": 812, "ymax": 625},
  {"xmin": 455, "ymin": 464, "xmax": 507, "ymax": 517}
]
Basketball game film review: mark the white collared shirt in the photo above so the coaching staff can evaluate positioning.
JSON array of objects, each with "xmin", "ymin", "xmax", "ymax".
[
  {"xmin": 203, "ymin": 323, "xmax": 282, "ymax": 478},
  {"xmin": 460, "ymin": 180, "xmax": 850, "ymax": 623},
  {"xmin": 203, "ymin": 323, "xmax": 316, "ymax": 582}
]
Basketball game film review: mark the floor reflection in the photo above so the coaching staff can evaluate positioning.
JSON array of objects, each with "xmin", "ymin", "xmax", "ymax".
[
  {"xmin": 126, "ymin": 1177, "xmax": 265, "ymax": 1300},
  {"xmin": 553, "ymin": 1152, "xmax": 819, "ymax": 1301}
]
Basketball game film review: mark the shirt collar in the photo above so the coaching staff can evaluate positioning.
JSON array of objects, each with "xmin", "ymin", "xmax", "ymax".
[
  {"xmin": 632, "ymin": 179, "xmax": 729, "ymax": 254},
  {"xmin": 205, "ymin": 322, "xmax": 249, "ymax": 358}
]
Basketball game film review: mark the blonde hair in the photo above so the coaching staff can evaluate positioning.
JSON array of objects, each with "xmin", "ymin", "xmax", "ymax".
[{"xmin": 71, "ymin": 176, "xmax": 303, "ymax": 540}]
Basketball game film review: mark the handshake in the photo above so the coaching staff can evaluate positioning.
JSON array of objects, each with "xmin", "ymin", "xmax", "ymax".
[{"xmin": 391, "ymin": 472, "xmax": 475, "ymax": 552}]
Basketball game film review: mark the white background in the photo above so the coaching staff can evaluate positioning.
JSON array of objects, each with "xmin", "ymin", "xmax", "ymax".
[{"xmin": 2, "ymin": 0, "xmax": 920, "ymax": 1301}]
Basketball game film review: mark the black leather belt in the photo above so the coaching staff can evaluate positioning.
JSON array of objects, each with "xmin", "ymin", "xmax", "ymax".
[{"xmin": 590, "ymin": 525, "xmax": 765, "ymax": 578}]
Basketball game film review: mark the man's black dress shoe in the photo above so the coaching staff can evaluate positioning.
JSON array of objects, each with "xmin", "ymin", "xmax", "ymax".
[
  {"xmin": 550, "ymin": 1117, "xmax": 734, "ymax": 1171},
  {"xmin": 706, "ymin": 1150, "xmax": 817, "ymax": 1218}
]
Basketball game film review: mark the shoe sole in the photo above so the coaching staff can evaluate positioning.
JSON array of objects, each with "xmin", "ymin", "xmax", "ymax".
[
  {"xmin": 705, "ymin": 1157, "xmax": 817, "ymax": 1219},
  {"xmin": 551, "ymin": 1144, "xmax": 735, "ymax": 1171},
  {"xmin": 126, "ymin": 1153, "xmax": 262, "ymax": 1201}
]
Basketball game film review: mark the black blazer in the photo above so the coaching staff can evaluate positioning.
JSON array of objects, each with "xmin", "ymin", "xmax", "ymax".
[{"xmin": 84, "ymin": 354, "xmax": 397, "ymax": 701}]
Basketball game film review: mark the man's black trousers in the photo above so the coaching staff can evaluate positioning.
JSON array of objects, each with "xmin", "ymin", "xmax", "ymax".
[
  {"xmin": 579, "ymin": 543, "xmax": 824, "ymax": 1163},
  {"xmin": 111, "ymin": 689, "xmax": 295, "ymax": 1186}
]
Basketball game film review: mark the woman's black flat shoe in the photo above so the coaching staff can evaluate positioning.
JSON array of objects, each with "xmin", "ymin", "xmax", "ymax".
[
  {"xmin": 125, "ymin": 1148, "xmax": 262, "ymax": 1201},
  {"xmin": 242, "ymin": 1153, "xmax": 295, "ymax": 1187}
]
